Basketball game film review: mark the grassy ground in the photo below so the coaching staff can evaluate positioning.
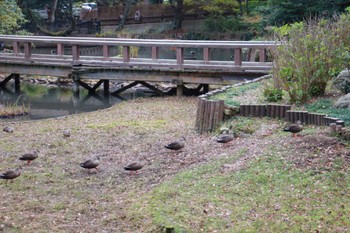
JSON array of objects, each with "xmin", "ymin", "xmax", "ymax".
[{"xmin": 0, "ymin": 96, "xmax": 349, "ymax": 232}]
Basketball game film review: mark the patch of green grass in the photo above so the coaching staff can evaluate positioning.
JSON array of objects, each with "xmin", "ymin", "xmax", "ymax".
[
  {"xmin": 304, "ymin": 99, "xmax": 350, "ymax": 125},
  {"xmin": 130, "ymin": 149, "xmax": 350, "ymax": 232},
  {"xmin": 209, "ymin": 82, "xmax": 262, "ymax": 107}
]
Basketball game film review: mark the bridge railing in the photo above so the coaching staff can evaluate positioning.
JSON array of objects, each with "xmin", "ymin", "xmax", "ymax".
[{"xmin": 0, "ymin": 35, "xmax": 277, "ymax": 72}]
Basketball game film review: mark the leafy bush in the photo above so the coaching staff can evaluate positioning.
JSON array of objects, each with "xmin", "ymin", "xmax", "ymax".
[
  {"xmin": 271, "ymin": 11, "xmax": 350, "ymax": 104},
  {"xmin": 263, "ymin": 86, "xmax": 283, "ymax": 102}
]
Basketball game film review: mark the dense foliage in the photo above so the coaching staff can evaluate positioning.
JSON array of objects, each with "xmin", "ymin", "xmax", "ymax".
[
  {"xmin": 270, "ymin": 10, "xmax": 350, "ymax": 104},
  {"xmin": 0, "ymin": 0, "xmax": 26, "ymax": 34}
]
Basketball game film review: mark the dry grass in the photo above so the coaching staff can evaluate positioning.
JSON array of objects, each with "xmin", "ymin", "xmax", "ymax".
[{"xmin": 0, "ymin": 96, "xmax": 349, "ymax": 232}]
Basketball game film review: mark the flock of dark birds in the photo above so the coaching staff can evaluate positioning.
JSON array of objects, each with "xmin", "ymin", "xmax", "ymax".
[{"xmin": 0, "ymin": 121, "xmax": 303, "ymax": 183}]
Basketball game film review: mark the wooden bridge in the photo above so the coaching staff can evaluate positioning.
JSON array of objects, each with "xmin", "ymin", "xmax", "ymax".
[{"xmin": 0, "ymin": 35, "xmax": 276, "ymax": 96}]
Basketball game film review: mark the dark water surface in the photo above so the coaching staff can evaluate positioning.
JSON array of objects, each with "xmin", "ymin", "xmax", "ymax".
[{"xmin": 0, "ymin": 82, "xmax": 153, "ymax": 121}]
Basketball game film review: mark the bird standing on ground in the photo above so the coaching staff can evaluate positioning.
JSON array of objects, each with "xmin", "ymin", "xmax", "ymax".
[
  {"xmin": 216, "ymin": 130, "xmax": 234, "ymax": 146},
  {"xmin": 124, "ymin": 161, "xmax": 145, "ymax": 175},
  {"xmin": 19, "ymin": 151, "xmax": 39, "ymax": 165},
  {"xmin": 165, "ymin": 137, "xmax": 186, "ymax": 151},
  {"xmin": 3, "ymin": 126, "xmax": 14, "ymax": 133},
  {"xmin": 0, "ymin": 167, "xmax": 22, "ymax": 181},
  {"xmin": 283, "ymin": 120, "xmax": 303, "ymax": 138},
  {"xmin": 63, "ymin": 130, "xmax": 71, "ymax": 138},
  {"xmin": 80, "ymin": 156, "xmax": 100, "ymax": 172},
  {"xmin": 124, "ymin": 156, "xmax": 150, "ymax": 175}
]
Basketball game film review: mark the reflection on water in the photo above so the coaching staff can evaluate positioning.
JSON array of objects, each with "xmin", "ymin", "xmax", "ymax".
[{"xmin": 0, "ymin": 83, "xmax": 153, "ymax": 121}]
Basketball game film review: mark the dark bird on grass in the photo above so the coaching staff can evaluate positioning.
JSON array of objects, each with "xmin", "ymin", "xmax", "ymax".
[
  {"xmin": 0, "ymin": 166, "xmax": 22, "ymax": 181},
  {"xmin": 19, "ymin": 150, "xmax": 39, "ymax": 165},
  {"xmin": 63, "ymin": 130, "xmax": 71, "ymax": 138},
  {"xmin": 216, "ymin": 129, "xmax": 234, "ymax": 145},
  {"xmin": 283, "ymin": 120, "xmax": 303, "ymax": 138},
  {"xmin": 3, "ymin": 126, "xmax": 14, "ymax": 133},
  {"xmin": 124, "ymin": 161, "xmax": 145, "ymax": 175},
  {"xmin": 80, "ymin": 156, "xmax": 100, "ymax": 172},
  {"xmin": 217, "ymin": 134, "xmax": 234, "ymax": 144},
  {"xmin": 165, "ymin": 137, "xmax": 186, "ymax": 151},
  {"xmin": 124, "ymin": 157, "xmax": 150, "ymax": 175}
]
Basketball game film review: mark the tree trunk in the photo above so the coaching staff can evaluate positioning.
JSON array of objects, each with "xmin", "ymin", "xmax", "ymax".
[
  {"xmin": 49, "ymin": 0, "xmax": 59, "ymax": 23},
  {"xmin": 173, "ymin": 0, "xmax": 183, "ymax": 30},
  {"xmin": 245, "ymin": 0, "xmax": 249, "ymax": 15},
  {"xmin": 237, "ymin": 0, "xmax": 243, "ymax": 15},
  {"xmin": 116, "ymin": 0, "xmax": 136, "ymax": 31}
]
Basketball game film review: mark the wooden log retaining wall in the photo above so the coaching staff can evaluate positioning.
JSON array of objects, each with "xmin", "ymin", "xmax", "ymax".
[
  {"xmin": 196, "ymin": 102, "xmax": 346, "ymax": 134},
  {"xmin": 194, "ymin": 75, "xmax": 346, "ymax": 134},
  {"xmin": 195, "ymin": 98, "xmax": 225, "ymax": 134}
]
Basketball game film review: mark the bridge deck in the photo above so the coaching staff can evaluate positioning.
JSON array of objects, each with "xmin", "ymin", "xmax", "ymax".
[{"xmin": 0, "ymin": 36, "xmax": 276, "ymax": 95}]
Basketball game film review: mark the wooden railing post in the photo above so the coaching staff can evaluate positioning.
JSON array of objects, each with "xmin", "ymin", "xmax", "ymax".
[
  {"xmin": 57, "ymin": 43, "xmax": 64, "ymax": 56},
  {"xmin": 203, "ymin": 47, "xmax": 209, "ymax": 64},
  {"xmin": 13, "ymin": 41, "xmax": 20, "ymax": 55},
  {"xmin": 103, "ymin": 44, "xmax": 110, "ymax": 60},
  {"xmin": 234, "ymin": 48, "xmax": 242, "ymax": 65},
  {"xmin": 123, "ymin": 46, "xmax": 130, "ymax": 63},
  {"xmin": 259, "ymin": 48, "xmax": 266, "ymax": 62},
  {"xmin": 72, "ymin": 44, "xmax": 80, "ymax": 62},
  {"xmin": 176, "ymin": 47, "xmax": 184, "ymax": 65},
  {"xmin": 23, "ymin": 42, "xmax": 32, "ymax": 60},
  {"xmin": 151, "ymin": 46, "xmax": 158, "ymax": 60}
]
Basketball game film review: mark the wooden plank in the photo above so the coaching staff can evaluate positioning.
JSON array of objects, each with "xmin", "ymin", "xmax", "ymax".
[
  {"xmin": 24, "ymin": 42, "xmax": 32, "ymax": 60},
  {"xmin": 72, "ymin": 44, "xmax": 80, "ymax": 61},
  {"xmin": 202, "ymin": 100, "xmax": 210, "ymax": 133},
  {"xmin": 208, "ymin": 100, "xmax": 216, "ymax": 132},
  {"xmin": 195, "ymin": 98, "xmax": 204, "ymax": 130},
  {"xmin": 203, "ymin": 47, "xmax": 209, "ymax": 64},
  {"xmin": 176, "ymin": 47, "xmax": 184, "ymax": 65},
  {"xmin": 151, "ymin": 46, "xmax": 158, "ymax": 60},
  {"xmin": 103, "ymin": 44, "xmax": 110, "ymax": 59},
  {"xmin": 123, "ymin": 46, "xmax": 130, "ymax": 63},
  {"xmin": 13, "ymin": 41, "xmax": 20, "ymax": 54},
  {"xmin": 259, "ymin": 48, "xmax": 266, "ymax": 62},
  {"xmin": 57, "ymin": 43, "xmax": 64, "ymax": 56},
  {"xmin": 198, "ymin": 98, "xmax": 207, "ymax": 134},
  {"xmin": 234, "ymin": 48, "xmax": 242, "ymax": 66},
  {"xmin": 212, "ymin": 100, "xmax": 220, "ymax": 130}
]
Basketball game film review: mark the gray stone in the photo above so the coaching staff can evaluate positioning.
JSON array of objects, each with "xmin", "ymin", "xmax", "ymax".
[
  {"xmin": 333, "ymin": 69, "xmax": 350, "ymax": 94},
  {"xmin": 334, "ymin": 93, "xmax": 350, "ymax": 108}
]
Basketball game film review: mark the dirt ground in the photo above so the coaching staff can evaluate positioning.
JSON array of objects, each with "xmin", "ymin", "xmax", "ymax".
[{"xmin": 0, "ymin": 96, "xmax": 349, "ymax": 232}]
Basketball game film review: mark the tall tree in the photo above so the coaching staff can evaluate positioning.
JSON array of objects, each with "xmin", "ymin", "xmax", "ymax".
[
  {"xmin": 262, "ymin": 0, "xmax": 345, "ymax": 26},
  {"xmin": 116, "ymin": 0, "xmax": 138, "ymax": 31},
  {"xmin": 172, "ymin": 0, "xmax": 184, "ymax": 29}
]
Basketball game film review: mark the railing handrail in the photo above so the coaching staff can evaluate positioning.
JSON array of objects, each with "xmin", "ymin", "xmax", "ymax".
[
  {"xmin": 0, "ymin": 35, "xmax": 275, "ymax": 74},
  {"xmin": 0, "ymin": 35, "xmax": 277, "ymax": 48}
]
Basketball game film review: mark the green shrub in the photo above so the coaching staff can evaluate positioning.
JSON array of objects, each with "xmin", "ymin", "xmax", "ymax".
[
  {"xmin": 271, "ymin": 12, "xmax": 350, "ymax": 104},
  {"xmin": 263, "ymin": 86, "xmax": 283, "ymax": 102}
]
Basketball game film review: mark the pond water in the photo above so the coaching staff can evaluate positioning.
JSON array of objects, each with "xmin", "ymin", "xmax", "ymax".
[{"xmin": 0, "ymin": 82, "xmax": 154, "ymax": 121}]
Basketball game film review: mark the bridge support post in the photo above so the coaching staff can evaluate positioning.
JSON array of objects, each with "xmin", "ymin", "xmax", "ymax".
[
  {"xmin": 14, "ymin": 74, "xmax": 20, "ymax": 94},
  {"xmin": 0, "ymin": 73, "xmax": 21, "ymax": 95},
  {"xmin": 203, "ymin": 84, "xmax": 209, "ymax": 93},
  {"xmin": 103, "ymin": 80, "xmax": 109, "ymax": 98},
  {"xmin": 176, "ymin": 84, "xmax": 184, "ymax": 96},
  {"xmin": 71, "ymin": 74, "xmax": 80, "ymax": 99}
]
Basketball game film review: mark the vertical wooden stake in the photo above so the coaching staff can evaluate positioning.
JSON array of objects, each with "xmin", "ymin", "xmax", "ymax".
[
  {"xmin": 234, "ymin": 48, "xmax": 242, "ymax": 66},
  {"xmin": 151, "ymin": 46, "xmax": 158, "ymax": 60},
  {"xmin": 123, "ymin": 46, "xmax": 130, "ymax": 63},
  {"xmin": 103, "ymin": 44, "xmax": 110, "ymax": 60},
  {"xmin": 203, "ymin": 47, "xmax": 209, "ymax": 64},
  {"xmin": 176, "ymin": 47, "xmax": 184, "ymax": 65}
]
